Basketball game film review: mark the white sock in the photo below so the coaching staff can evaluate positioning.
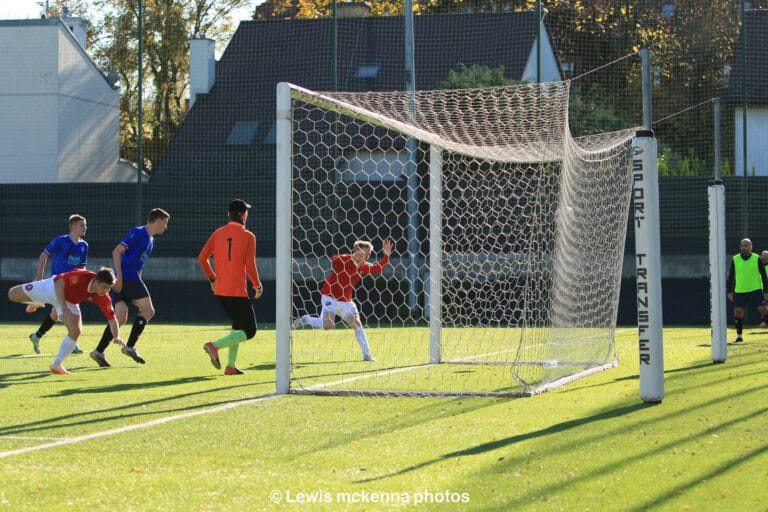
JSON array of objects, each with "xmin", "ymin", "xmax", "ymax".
[
  {"xmin": 354, "ymin": 327, "xmax": 371, "ymax": 357},
  {"xmin": 53, "ymin": 336, "xmax": 77, "ymax": 366},
  {"xmin": 306, "ymin": 316, "xmax": 323, "ymax": 329}
]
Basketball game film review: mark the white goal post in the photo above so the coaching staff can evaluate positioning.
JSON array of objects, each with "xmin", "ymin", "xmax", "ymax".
[{"xmin": 276, "ymin": 81, "xmax": 639, "ymax": 397}]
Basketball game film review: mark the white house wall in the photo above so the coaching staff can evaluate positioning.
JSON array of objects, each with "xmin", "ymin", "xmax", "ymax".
[
  {"xmin": 0, "ymin": 95, "xmax": 58, "ymax": 182},
  {"xmin": 0, "ymin": 25, "xmax": 57, "ymax": 182},
  {"xmin": 734, "ymin": 107, "xmax": 768, "ymax": 176},
  {"xmin": 56, "ymin": 25, "xmax": 120, "ymax": 182},
  {"xmin": 0, "ymin": 19, "xmax": 120, "ymax": 183}
]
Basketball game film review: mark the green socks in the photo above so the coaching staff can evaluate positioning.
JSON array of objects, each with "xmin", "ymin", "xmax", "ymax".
[{"xmin": 213, "ymin": 330, "xmax": 247, "ymax": 367}]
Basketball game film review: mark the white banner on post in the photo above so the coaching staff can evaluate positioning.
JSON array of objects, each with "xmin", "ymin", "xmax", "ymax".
[{"xmin": 633, "ymin": 131, "xmax": 664, "ymax": 403}]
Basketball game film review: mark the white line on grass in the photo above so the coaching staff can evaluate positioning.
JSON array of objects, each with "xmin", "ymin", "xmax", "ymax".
[
  {"xmin": 0, "ymin": 393, "xmax": 279, "ymax": 460},
  {"xmin": 305, "ymin": 328, "xmax": 637, "ymax": 391}
]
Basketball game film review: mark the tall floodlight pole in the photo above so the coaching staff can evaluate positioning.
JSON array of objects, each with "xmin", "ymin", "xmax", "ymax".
[
  {"xmin": 536, "ymin": 0, "xmax": 541, "ymax": 83},
  {"xmin": 740, "ymin": 0, "xmax": 748, "ymax": 236},
  {"xmin": 136, "ymin": 0, "xmax": 144, "ymax": 225},
  {"xmin": 404, "ymin": 0, "xmax": 419, "ymax": 316},
  {"xmin": 634, "ymin": 48, "xmax": 664, "ymax": 403},
  {"xmin": 331, "ymin": 0, "xmax": 337, "ymax": 91}
]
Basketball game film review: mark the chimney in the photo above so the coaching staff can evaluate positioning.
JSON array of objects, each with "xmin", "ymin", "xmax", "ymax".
[
  {"xmin": 189, "ymin": 37, "xmax": 216, "ymax": 108},
  {"xmin": 337, "ymin": 1, "xmax": 372, "ymax": 18},
  {"xmin": 61, "ymin": 12, "xmax": 88, "ymax": 48}
]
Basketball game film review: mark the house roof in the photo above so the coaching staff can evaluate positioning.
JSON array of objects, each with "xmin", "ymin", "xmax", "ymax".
[
  {"xmin": 154, "ymin": 12, "xmax": 555, "ymax": 182},
  {"xmin": 724, "ymin": 9, "xmax": 768, "ymax": 104}
]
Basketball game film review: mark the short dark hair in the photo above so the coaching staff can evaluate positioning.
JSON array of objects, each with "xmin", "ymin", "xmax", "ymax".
[
  {"xmin": 228, "ymin": 199, "xmax": 251, "ymax": 215},
  {"xmin": 148, "ymin": 208, "xmax": 170, "ymax": 223},
  {"xmin": 94, "ymin": 267, "xmax": 116, "ymax": 285}
]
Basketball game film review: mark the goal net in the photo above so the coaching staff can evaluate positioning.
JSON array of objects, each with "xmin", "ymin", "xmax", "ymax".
[{"xmin": 276, "ymin": 81, "xmax": 637, "ymax": 396}]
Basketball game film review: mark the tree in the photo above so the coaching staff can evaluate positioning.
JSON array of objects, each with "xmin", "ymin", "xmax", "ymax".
[{"xmin": 61, "ymin": 0, "xmax": 248, "ymax": 176}]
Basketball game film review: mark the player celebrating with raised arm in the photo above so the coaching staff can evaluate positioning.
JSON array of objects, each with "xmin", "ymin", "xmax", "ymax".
[
  {"xmin": 293, "ymin": 239, "xmax": 393, "ymax": 361},
  {"xmin": 726, "ymin": 238, "xmax": 768, "ymax": 343},
  {"xmin": 198, "ymin": 199, "xmax": 263, "ymax": 375},
  {"xmin": 26, "ymin": 213, "xmax": 89, "ymax": 355},
  {"xmin": 89, "ymin": 208, "xmax": 170, "ymax": 368},
  {"xmin": 8, "ymin": 267, "xmax": 124, "ymax": 374}
]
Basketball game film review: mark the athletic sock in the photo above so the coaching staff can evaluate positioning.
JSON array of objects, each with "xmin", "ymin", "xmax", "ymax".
[
  {"xmin": 354, "ymin": 327, "xmax": 371, "ymax": 358},
  {"xmin": 96, "ymin": 324, "xmax": 113, "ymax": 352},
  {"xmin": 127, "ymin": 316, "xmax": 147, "ymax": 348},
  {"xmin": 53, "ymin": 336, "xmax": 77, "ymax": 366},
  {"xmin": 214, "ymin": 329, "xmax": 247, "ymax": 349},
  {"xmin": 306, "ymin": 316, "xmax": 323, "ymax": 329},
  {"xmin": 735, "ymin": 317, "xmax": 743, "ymax": 335},
  {"xmin": 227, "ymin": 343, "xmax": 240, "ymax": 368},
  {"xmin": 37, "ymin": 315, "xmax": 57, "ymax": 338}
]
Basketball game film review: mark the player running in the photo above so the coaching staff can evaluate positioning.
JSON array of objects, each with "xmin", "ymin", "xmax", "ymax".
[
  {"xmin": 8, "ymin": 268, "xmax": 125, "ymax": 374},
  {"xmin": 292, "ymin": 239, "xmax": 393, "ymax": 361},
  {"xmin": 89, "ymin": 208, "xmax": 170, "ymax": 367},
  {"xmin": 26, "ymin": 213, "xmax": 89, "ymax": 355}
]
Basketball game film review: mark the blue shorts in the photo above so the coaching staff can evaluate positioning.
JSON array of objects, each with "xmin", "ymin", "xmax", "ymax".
[
  {"xmin": 111, "ymin": 279, "xmax": 150, "ymax": 304},
  {"xmin": 733, "ymin": 289, "xmax": 763, "ymax": 309}
]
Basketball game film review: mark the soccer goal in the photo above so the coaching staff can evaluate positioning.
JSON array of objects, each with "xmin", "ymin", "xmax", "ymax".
[{"xmin": 276, "ymin": 81, "xmax": 638, "ymax": 396}]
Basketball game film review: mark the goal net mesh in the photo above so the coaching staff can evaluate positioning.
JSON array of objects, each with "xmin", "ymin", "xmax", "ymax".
[{"xmin": 284, "ymin": 81, "xmax": 637, "ymax": 396}]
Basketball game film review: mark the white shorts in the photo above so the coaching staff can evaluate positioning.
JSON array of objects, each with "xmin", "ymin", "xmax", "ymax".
[
  {"xmin": 320, "ymin": 295, "xmax": 359, "ymax": 320},
  {"xmin": 21, "ymin": 277, "xmax": 80, "ymax": 317}
]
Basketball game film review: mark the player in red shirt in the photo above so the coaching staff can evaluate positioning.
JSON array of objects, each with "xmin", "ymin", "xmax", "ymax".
[
  {"xmin": 8, "ymin": 268, "xmax": 125, "ymax": 374},
  {"xmin": 293, "ymin": 239, "xmax": 392, "ymax": 361},
  {"xmin": 198, "ymin": 199, "xmax": 263, "ymax": 375}
]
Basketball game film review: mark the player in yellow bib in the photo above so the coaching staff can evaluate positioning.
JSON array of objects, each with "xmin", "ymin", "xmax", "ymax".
[{"xmin": 726, "ymin": 238, "xmax": 768, "ymax": 343}]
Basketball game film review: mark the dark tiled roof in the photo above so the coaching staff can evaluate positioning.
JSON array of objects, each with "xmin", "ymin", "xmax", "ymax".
[
  {"xmin": 154, "ymin": 12, "xmax": 545, "ymax": 181},
  {"xmin": 724, "ymin": 10, "xmax": 768, "ymax": 104}
]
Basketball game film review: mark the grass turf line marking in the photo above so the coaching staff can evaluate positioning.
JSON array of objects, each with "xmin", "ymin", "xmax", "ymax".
[
  {"xmin": 0, "ymin": 394, "xmax": 279, "ymax": 460},
  {"xmin": 305, "ymin": 328, "xmax": 636, "ymax": 391}
]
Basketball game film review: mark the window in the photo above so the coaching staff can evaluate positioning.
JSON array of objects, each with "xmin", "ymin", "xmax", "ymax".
[
  {"xmin": 339, "ymin": 150, "xmax": 413, "ymax": 183},
  {"xmin": 263, "ymin": 123, "xmax": 276, "ymax": 145},
  {"xmin": 225, "ymin": 121, "xmax": 259, "ymax": 145},
  {"xmin": 355, "ymin": 65, "xmax": 380, "ymax": 79}
]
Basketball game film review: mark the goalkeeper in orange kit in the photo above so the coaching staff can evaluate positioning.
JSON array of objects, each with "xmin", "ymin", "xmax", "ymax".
[{"xmin": 198, "ymin": 199, "xmax": 263, "ymax": 375}]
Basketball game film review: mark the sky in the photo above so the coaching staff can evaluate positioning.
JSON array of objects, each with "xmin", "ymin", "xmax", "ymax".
[
  {"xmin": 0, "ymin": 0, "xmax": 257, "ymax": 57},
  {"xmin": 0, "ymin": 0, "xmax": 257, "ymax": 22},
  {"xmin": 0, "ymin": 0, "xmax": 43, "ymax": 19}
]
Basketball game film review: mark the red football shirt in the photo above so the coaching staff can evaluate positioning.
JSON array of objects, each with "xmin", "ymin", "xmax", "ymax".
[
  {"xmin": 54, "ymin": 269, "xmax": 115, "ymax": 320},
  {"xmin": 320, "ymin": 253, "xmax": 389, "ymax": 301}
]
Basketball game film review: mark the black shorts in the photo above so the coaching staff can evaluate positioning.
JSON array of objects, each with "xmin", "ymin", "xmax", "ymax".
[
  {"xmin": 733, "ymin": 289, "xmax": 763, "ymax": 309},
  {"xmin": 216, "ymin": 296, "xmax": 257, "ymax": 339},
  {"xmin": 111, "ymin": 279, "xmax": 150, "ymax": 304}
]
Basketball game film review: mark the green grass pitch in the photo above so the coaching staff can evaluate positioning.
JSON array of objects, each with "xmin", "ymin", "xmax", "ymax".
[{"xmin": 1, "ymin": 322, "xmax": 766, "ymax": 511}]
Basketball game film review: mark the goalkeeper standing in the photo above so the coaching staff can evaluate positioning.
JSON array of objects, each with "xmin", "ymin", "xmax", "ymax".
[
  {"xmin": 726, "ymin": 238, "xmax": 768, "ymax": 343},
  {"xmin": 293, "ymin": 239, "xmax": 392, "ymax": 361},
  {"xmin": 199, "ymin": 199, "xmax": 263, "ymax": 375}
]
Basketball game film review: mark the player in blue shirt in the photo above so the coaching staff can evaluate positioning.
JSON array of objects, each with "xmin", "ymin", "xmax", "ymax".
[
  {"xmin": 89, "ymin": 208, "xmax": 170, "ymax": 367},
  {"xmin": 27, "ymin": 214, "xmax": 89, "ymax": 354}
]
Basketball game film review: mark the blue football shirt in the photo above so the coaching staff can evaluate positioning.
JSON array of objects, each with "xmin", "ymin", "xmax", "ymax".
[
  {"xmin": 119, "ymin": 226, "xmax": 154, "ymax": 281},
  {"xmin": 44, "ymin": 235, "xmax": 88, "ymax": 275}
]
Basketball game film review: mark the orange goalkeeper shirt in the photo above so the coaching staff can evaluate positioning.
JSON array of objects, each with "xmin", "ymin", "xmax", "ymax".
[{"xmin": 198, "ymin": 221, "xmax": 260, "ymax": 297}]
